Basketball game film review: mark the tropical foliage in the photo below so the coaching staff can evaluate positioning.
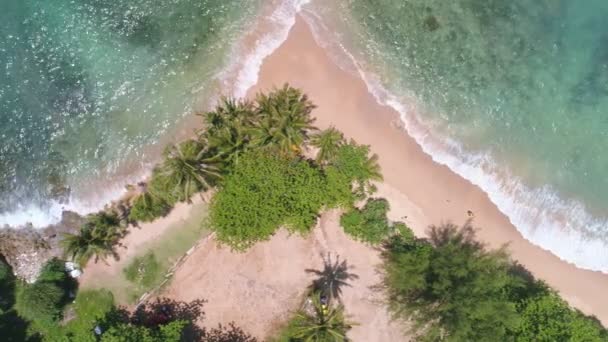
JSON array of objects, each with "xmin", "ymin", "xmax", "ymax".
[
  {"xmin": 159, "ymin": 140, "xmax": 222, "ymax": 203},
  {"xmin": 100, "ymin": 320, "xmax": 188, "ymax": 342},
  {"xmin": 331, "ymin": 141, "xmax": 382, "ymax": 198},
  {"xmin": 252, "ymin": 84, "xmax": 317, "ymax": 156},
  {"xmin": 128, "ymin": 188, "xmax": 171, "ymax": 223},
  {"xmin": 380, "ymin": 222, "xmax": 608, "ymax": 341},
  {"xmin": 61, "ymin": 212, "xmax": 125, "ymax": 265},
  {"xmin": 210, "ymin": 150, "xmax": 332, "ymax": 250},
  {"xmin": 340, "ymin": 197, "xmax": 401, "ymax": 244},
  {"xmin": 310, "ymin": 127, "xmax": 344, "ymax": 164},
  {"xmin": 282, "ymin": 293, "xmax": 352, "ymax": 342}
]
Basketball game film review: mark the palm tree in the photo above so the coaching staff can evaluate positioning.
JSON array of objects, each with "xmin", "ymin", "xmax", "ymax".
[
  {"xmin": 61, "ymin": 212, "xmax": 124, "ymax": 265},
  {"xmin": 306, "ymin": 254, "xmax": 359, "ymax": 304},
  {"xmin": 205, "ymin": 120, "xmax": 252, "ymax": 167},
  {"xmin": 199, "ymin": 98, "xmax": 257, "ymax": 167},
  {"xmin": 310, "ymin": 127, "xmax": 344, "ymax": 164},
  {"xmin": 361, "ymin": 151, "xmax": 383, "ymax": 183},
  {"xmin": 199, "ymin": 97, "xmax": 256, "ymax": 136},
  {"xmin": 253, "ymin": 84, "xmax": 317, "ymax": 155},
  {"xmin": 160, "ymin": 140, "xmax": 222, "ymax": 203},
  {"xmin": 291, "ymin": 293, "xmax": 353, "ymax": 342}
]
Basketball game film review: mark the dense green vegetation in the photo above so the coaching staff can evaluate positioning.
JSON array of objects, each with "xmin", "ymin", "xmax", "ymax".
[
  {"xmin": 381, "ymin": 222, "xmax": 607, "ymax": 341},
  {"xmin": 24, "ymin": 85, "xmax": 605, "ymax": 341},
  {"xmin": 340, "ymin": 198, "xmax": 404, "ymax": 244},
  {"xmin": 1, "ymin": 258, "xmax": 255, "ymax": 341},
  {"xmin": 61, "ymin": 212, "xmax": 125, "ymax": 265},
  {"xmin": 204, "ymin": 86, "xmax": 381, "ymax": 249},
  {"xmin": 210, "ymin": 151, "xmax": 332, "ymax": 249}
]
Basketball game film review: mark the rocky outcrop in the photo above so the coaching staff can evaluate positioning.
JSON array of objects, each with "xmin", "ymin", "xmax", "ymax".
[{"xmin": 0, "ymin": 211, "xmax": 85, "ymax": 283}]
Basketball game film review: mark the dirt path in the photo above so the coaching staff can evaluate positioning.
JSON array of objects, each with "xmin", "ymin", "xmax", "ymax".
[
  {"xmin": 162, "ymin": 185, "xmax": 411, "ymax": 341},
  {"xmin": 79, "ymin": 198, "xmax": 207, "ymax": 304}
]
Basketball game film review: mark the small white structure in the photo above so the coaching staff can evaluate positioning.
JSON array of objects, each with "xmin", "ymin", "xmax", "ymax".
[{"xmin": 65, "ymin": 261, "xmax": 82, "ymax": 278}]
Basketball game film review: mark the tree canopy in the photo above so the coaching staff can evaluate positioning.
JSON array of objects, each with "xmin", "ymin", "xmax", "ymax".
[{"xmin": 381, "ymin": 222, "xmax": 608, "ymax": 341}]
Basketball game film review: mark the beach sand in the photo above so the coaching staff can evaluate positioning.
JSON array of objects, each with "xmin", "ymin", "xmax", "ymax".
[
  {"xmin": 83, "ymin": 14, "xmax": 608, "ymax": 341},
  {"xmin": 249, "ymin": 17, "xmax": 608, "ymax": 324}
]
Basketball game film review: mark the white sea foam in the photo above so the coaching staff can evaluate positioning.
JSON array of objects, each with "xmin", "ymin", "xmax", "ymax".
[
  {"xmin": 0, "ymin": 167, "xmax": 151, "ymax": 228},
  {"xmin": 218, "ymin": 0, "xmax": 310, "ymax": 98},
  {"xmin": 1, "ymin": 0, "xmax": 309, "ymax": 229},
  {"xmin": 300, "ymin": 11, "xmax": 608, "ymax": 272}
]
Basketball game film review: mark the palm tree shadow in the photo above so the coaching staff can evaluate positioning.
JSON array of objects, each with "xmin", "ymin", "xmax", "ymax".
[{"xmin": 305, "ymin": 253, "xmax": 359, "ymax": 303}]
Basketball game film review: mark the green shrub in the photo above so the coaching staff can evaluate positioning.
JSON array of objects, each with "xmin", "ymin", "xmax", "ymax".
[
  {"xmin": 15, "ymin": 282, "xmax": 64, "ymax": 323},
  {"xmin": 0, "ymin": 259, "xmax": 14, "ymax": 313},
  {"xmin": 332, "ymin": 142, "xmax": 382, "ymax": 198},
  {"xmin": 123, "ymin": 252, "xmax": 162, "ymax": 289},
  {"xmin": 210, "ymin": 151, "xmax": 328, "ymax": 250},
  {"xmin": 516, "ymin": 292, "xmax": 605, "ymax": 341},
  {"xmin": 38, "ymin": 258, "xmax": 68, "ymax": 284},
  {"xmin": 340, "ymin": 198, "xmax": 392, "ymax": 244},
  {"xmin": 129, "ymin": 192, "xmax": 171, "ymax": 223},
  {"xmin": 101, "ymin": 319, "xmax": 187, "ymax": 342},
  {"xmin": 392, "ymin": 222, "xmax": 414, "ymax": 242},
  {"xmin": 322, "ymin": 166, "xmax": 356, "ymax": 208}
]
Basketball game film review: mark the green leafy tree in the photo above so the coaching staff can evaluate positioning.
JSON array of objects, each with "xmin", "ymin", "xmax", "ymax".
[
  {"xmin": 515, "ymin": 292, "xmax": 605, "ymax": 342},
  {"xmin": 0, "ymin": 259, "xmax": 32, "ymax": 341},
  {"xmin": 340, "ymin": 198, "xmax": 392, "ymax": 244},
  {"xmin": 332, "ymin": 141, "xmax": 382, "ymax": 198},
  {"xmin": 310, "ymin": 127, "xmax": 344, "ymax": 164},
  {"xmin": 101, "ymin": 320, "xmax": 187, "ymax": 342},
  {"xmin": 252, "ymin": 84, "xmax": 317, "ymax": 156},
  {"xmin": 15, "ymin": 282, "xmax": 64, "ymax": 324},
  {"xmin": 210, "ymin": 150, "xmax": 328, "ymax": 250},
  {"xmin": 381, "ymin": 223, "xmax": 522, "ymax": 341},
  {"xmin": 160, "ymin": 140, "xmax": 222, "ymax": 203},
  {"xmin": 61, "ymin": 212, "xmax": 124, "ymax": 265},
  {"xmin": 289, "ymin": 293, "xmax": 353, "ymax": 342}
]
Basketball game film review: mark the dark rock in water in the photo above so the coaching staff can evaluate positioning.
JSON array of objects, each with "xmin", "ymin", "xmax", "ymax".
[
  {"xmin": 424, "ymin": 15, "xmax": 441, "ymax": 32},
  {"xmin": 0, "ymin": 211, "xmax": 85, "ymax": 283}
]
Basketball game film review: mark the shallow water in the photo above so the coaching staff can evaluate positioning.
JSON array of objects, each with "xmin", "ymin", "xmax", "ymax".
[
  {"xmin": 302, "ymin": 0, "xmax": 608, "ymax": 271},
  {"xmin": 0, "ymin": 0, "xmax": 260, "ymax": 226},
  {"xmin": 4, "ymin": 0, "xmax": 608, "ymax": 271}
]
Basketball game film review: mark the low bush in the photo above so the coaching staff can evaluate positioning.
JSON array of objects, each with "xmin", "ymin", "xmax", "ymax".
[
  {"xmin": 15, "ymin": 282, "xmax": 64, "ymax": 324},
  {"xmin": 210, "ymin": 151, "xmax": 329, "ymax": 249},
  {"xmin": 331, "ymin": 141, "xmax": 382, "ymax": 198},
  {"xmin": 340, "ymin": 198, "xmax": 402, "ymax": 244},
  {"xmin": 123, "ymin": 252, "xmax": 162, "ymax": 289}
]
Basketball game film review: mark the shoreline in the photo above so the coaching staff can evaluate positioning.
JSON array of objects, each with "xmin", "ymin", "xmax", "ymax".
[
  {"xmin": 249, "ymin": 16, "xmax": 608, "ymax": 324},
  {"xmin": 8, "ymin": 2, "xmax": 608, "ymax": 330}
]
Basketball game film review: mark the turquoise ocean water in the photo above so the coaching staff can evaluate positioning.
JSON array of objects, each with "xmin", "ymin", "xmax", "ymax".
[
  {"xmin": 302, "ymin": 0, "xmax": 608, "ymax": 271},
  {"xmin": 3, "ymin": 0, "xmax": 608, "ymax": 271},
  {"xmin": 0, "ymin": 0, "xmax": 260, "ymax": 226}
]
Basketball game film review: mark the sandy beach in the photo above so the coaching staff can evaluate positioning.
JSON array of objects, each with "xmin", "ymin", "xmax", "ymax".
[
  {"xmin": 248, "ymin": 17, "xmax": 608, "ymax": 323},
  {"xmin": 80, "ymin": 14, "xmax": 608, "ymax": 341}
]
